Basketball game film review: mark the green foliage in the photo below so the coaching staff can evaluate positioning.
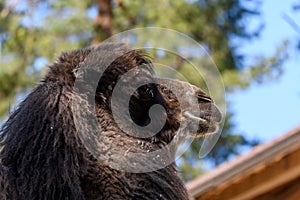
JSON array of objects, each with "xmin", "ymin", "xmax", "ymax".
[
  {"xmin": 0, "ymin": 0, "xmax": 94, "ymax": 115},
  {"xmin": 0, "ymin": 0, "xmax": 288, "ymax": 181}
]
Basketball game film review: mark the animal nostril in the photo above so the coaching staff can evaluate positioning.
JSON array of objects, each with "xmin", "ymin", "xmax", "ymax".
[{"xmin": 197, "ymin": 94, "xmax": 212, "ymax": 103}]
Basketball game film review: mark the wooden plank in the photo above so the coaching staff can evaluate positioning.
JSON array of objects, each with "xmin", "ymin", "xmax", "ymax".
[{"xmin": 197, "ymin": 147, "xmax": 300, "ymax": 200}]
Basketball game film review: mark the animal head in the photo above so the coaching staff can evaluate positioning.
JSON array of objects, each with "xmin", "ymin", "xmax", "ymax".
[
  {"xmin": 39, "ymin": 43, "xmax": 223, "ymax": 172},
  {"xmin": 69, "ymin": 43, "xmax": 222, "ymax": 147}
]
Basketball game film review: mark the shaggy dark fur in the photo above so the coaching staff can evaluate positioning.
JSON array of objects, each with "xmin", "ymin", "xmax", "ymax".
[{"xmin": 0, "ymin": 43, "xmax": 221, "ymax": 200}]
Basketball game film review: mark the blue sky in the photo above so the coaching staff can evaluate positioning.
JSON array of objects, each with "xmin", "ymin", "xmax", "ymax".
[{"xmin": 230, "ymin": 0, "xmax": 300, "ymax": 142}]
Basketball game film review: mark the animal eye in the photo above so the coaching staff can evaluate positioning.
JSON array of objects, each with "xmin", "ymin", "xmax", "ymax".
[{"xmin": 160, "ymin": 86, "xmax": 168, "ymax": 93}]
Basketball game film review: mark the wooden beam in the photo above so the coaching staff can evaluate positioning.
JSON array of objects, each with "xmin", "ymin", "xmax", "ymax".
[
  {"xmin": 197, "ymin": 147, "xmax": 300, "ymax": 200},
  {"xmin": 187, "ymin": 126, "xmax": 300, "ymax": 199}
]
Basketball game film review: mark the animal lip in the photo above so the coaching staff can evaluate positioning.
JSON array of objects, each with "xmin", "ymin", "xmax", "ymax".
[
  {"xmin": 183, "ymin": 111, "xmax": 207, "ymax": 123},
  {"xmin": 183, "ymin": 110, "xmax": 221, "ymax": 137}
]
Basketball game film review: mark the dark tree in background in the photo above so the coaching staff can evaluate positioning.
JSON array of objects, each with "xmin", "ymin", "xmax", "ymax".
[
  {"xmin": 286, "ymin": 0, "xmax": 300, "ymax": 50},
  {"xmin": 0, "ymin": 0, "xmax": 288, "ymax": 181}
]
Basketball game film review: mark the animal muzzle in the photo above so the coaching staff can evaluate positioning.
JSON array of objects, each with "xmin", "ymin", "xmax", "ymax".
[{"xmin": 156, "ymin": 78, "xmax": 223, "ymax": 137}]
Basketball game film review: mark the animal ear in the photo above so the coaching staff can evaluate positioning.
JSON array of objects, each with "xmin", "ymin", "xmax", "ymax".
[
  {"xmin": 0, "ymin": 81, "xmax": 86, "ymax": 199},
  {"xmin": 139, "ymin": 63, "xmax": 155, "ymax": 76}
]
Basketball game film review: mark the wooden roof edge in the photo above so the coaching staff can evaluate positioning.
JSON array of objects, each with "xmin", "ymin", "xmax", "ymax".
[{"xmin": 186, "ymin": 125, "xmax": 300, "ymax": 197}]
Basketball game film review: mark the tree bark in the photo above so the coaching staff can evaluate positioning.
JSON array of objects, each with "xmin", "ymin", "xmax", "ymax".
[{"xmin": 93, "ymin": 0, "xmax": 113, "ymax": 44}]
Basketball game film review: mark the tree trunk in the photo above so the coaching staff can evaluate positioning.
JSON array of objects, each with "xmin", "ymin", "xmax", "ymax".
[{"xmin": 93, "ymin": 0, "xmax": 113, "ymax": 44}]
